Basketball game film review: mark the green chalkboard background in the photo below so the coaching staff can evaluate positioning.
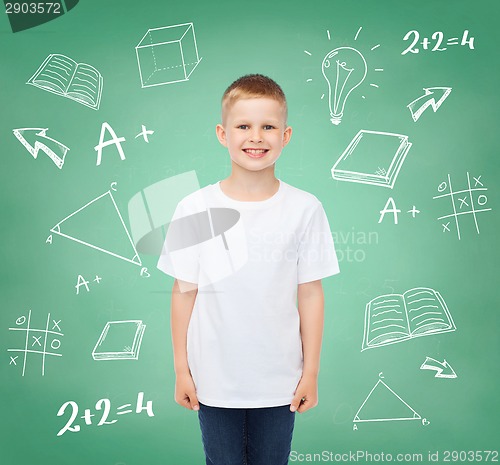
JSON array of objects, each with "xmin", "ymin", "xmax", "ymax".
[{"xmin": 1, "ymin": 0, "xmax": 499, "ymax": 464}]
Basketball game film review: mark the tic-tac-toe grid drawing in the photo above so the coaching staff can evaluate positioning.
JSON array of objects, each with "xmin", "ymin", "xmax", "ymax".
[
  {"xmin": 433, "ymin": 172, "xmax": 492, "ymax": 240},
  {"xmin": 7, "ymin": 310, "xmax": 63, "ymax": 376}
]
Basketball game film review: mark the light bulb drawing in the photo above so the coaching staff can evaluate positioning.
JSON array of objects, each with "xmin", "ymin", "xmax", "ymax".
[
  {"xmin": 322, "ymin": 47, "xmax": 367, "ymax": 125},
  {"xmin": 304, "ymin": 27, "xmax": 383, "ymax": 126}
]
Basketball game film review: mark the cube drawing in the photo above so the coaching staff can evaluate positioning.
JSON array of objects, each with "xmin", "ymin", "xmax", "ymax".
[{"xmin": 136, "ymin": 22, "xmax": 202, "ymax": 88}]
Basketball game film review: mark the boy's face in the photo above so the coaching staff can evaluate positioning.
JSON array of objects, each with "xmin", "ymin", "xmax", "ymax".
[{"xmin": 216, "ymin": 97, "xmax": 292, "ymax": 174}]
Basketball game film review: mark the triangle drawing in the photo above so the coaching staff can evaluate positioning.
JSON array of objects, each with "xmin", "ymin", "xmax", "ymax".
[
  {"xmin": 354, "ymin": 379, "xmax": 421, "ymax": 423},
  {"xmin": 50, "ymin": 190, "xmax": 142, "ymax": 267}
]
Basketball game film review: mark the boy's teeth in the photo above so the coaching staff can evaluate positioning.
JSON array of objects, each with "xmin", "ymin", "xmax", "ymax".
[{"xmin": 245, "ymin": 149, "xmax": 266, "ymax": 154}]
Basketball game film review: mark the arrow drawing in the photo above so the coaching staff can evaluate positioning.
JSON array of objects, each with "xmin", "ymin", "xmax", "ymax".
[
  {"xmin": 13, "ymin": 128, "xmax": 69, "ymax": 169},
  {"xmin": 420, "ymin": 356, "xmax": 457, "ymax": 379},
  {"xmin": 407, "ymin": 87, "xmax": 452, "ymax": 122}
]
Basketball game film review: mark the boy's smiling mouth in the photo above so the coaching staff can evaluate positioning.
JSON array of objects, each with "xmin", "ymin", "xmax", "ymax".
[{"xmin": 243, "ymin": 148, "xmax": 269, "ymax": 157}]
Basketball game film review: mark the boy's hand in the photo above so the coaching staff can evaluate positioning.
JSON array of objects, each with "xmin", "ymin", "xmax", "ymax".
[
  {"xmin": 175, "ymin": 372, "xmax": 200, "ymax": 411},
  {"xmin": 290, "ymin": 374, "xmax": 318, "ymax": 413}
]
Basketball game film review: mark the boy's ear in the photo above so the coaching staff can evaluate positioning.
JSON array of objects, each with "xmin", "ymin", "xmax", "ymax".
[
  {"xmin": 282, "ymin": 126, "xmax": 293, "ymax": 147},
  {"xmin": 216, "ymin": 124, "xmax": 228, "ymax": 147}
]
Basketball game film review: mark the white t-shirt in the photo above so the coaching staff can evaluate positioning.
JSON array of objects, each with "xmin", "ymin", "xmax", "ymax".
[{"xmin": 157, "ymin": 179, "xmax": 340, "ymax": 408}]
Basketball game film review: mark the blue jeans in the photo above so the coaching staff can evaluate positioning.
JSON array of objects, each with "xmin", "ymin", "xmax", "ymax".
[{"xmin": 197, "ymin": 402, "xmax": 295, "ymax": 465}]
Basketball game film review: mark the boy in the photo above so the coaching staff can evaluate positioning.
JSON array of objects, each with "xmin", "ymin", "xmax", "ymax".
[{"xmin": 158, "ymin": 74, "xmax": 340, "ymax": 465}]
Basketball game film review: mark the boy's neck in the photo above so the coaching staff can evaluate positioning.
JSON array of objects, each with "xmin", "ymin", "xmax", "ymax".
[{"xmin": 220, "ymin": 172, "xmax": 280, "ymax": 202}]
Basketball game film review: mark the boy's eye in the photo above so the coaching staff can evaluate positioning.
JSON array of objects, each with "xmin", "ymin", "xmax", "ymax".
[
  {"xmin": 263, "ymin": 125, "xmax": 275, "ymax": 130},
  {"xmin": 238, "ymin": 125, "xmax": 249, "ymax": 129}
]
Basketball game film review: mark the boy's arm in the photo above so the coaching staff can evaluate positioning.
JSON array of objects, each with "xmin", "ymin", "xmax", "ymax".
[
  {"xmin": 291, "ymin": 279, "xmax": 325, "ymax": 413},
  {"xmin": 171, "ymin": 278, "xmax": 200, "ymax": 411}
]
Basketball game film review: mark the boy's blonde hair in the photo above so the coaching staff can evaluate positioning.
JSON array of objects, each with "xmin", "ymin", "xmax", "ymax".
[{"xmin": 221, "ymin": 74, "xmax": 288, "ymax": 123}]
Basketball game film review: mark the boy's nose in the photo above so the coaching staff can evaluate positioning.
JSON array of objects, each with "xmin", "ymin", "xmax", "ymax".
[{"xmin": 249, "ymin": 130, "xmax": 263, "ymax": 143}]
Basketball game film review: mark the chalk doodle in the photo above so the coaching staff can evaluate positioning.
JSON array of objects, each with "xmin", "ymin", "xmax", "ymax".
[
  {"xmin": 92, "ymin": 320, "xmax": 146, "ymax": 361},
  {"xmin": 378, "ymin": 198, "xmax": 421, "ymax": 224},
  {"xmin": 407, "ymin": 87, "xmax": 452, "ymax": 122},
  {"xmin": 420, "ymin": 356, "xmax": 457, "ymax": 379},
  {"xmin": 402, "ymin": 29, "xmax": 475, "ymax": 55},
  {"xmin": 433, "ymin": 173, "xmax": 492, "ymax": 240},
  {"xmin": 378, "ymin": 197, "xmax": 401, "ymax": 224},
  {"xmin": 94, "ymin": 123, "xmax": 156, "ymax": 165},
  {"xmin": 94, "ymin": 122, "xmax": 126, "ymax": 166},
  {"xmin": 304, "ymin": 26, "xmax": 383, "ymax": 124},
  {"xmin": 362, "ymin": 287, "xmax": 455, "ymax": 351},
  {"xmin": 7, "ymin": 310, "xmax": 63, "ymax": 376},
  {"xmin": 407, "ymin": 206, "xmax": 421, "ymax": 218},
  {"xmin": 56, "ymin": 392, "xmax": 154, "ymax": 436},
  {"xmin": 135, "ymin": 124, "xmax": 154, "ymax": 143},
  {"xmin": 75, "ymin": 274, "xmax": 102, "ymax": 294},
  {"xmin": 321, "ymin": 46, "xmax": 367, "ymax": 125},
  {"xmin": 13, "ymin": 128, "xmax": 69, "ymax": 169},
  {"xmin": 331, "ymin": 130, "xmax": 412, "ymax": 188},
  {"xmin": 353, "ymin": 375, "xmax": 428, "ymax": 427},
  {"xmin": 48, "ymin": 188, "xmax": 144, "ymax": 269},
  {"xmin": 136, "ymin": 22, "xmax": 202, "ymax": 88},
  {"xmin": 27, "ymin": 54, "xmax": 103, "ymax": 110}
]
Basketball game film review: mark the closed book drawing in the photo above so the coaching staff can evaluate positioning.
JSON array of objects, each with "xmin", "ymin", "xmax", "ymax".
[
  {"xmin": 331, "ymin": 130, "xmax": 412, "ymax": 188},
  {"xmin": 362, "ymin": 287, "xmax": 455, "ymax": 351},
  {"xmin": 92, "ymin": 320, "xmax": 146, "ymax": 360}
]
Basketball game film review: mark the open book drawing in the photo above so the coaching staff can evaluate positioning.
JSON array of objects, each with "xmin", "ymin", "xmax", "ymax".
[
  {"xmin": 331, "ymin": 130, "xmax": 412, "ymax": 188},
  {"xmin": 27, "ymin": 54, "xmax": 103, "ymax": 110},
  {"xmin": 362, "ymin": 287, "xmax": 455, "ymax": 351},
  {"xmin": 92, "ymin": 320, "xmax": 146, "ymax": 360}
]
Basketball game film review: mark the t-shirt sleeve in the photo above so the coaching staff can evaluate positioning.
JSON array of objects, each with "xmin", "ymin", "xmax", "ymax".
[
  {"xmin": 156, "ymin": 201, "xmax": 200, "ymax": 284},
  {"xmin": 297, "ymin": 202, "xmax": 340, "ymax": 284}
]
